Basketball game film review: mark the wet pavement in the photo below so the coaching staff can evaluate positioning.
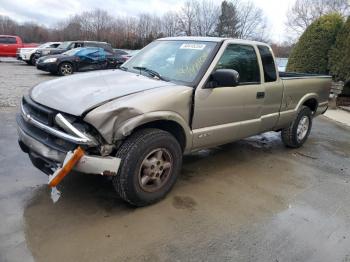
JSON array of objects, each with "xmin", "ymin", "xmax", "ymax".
[{"xmin": 1, "ymin": 61, "xmax": 350, "ymax": 262}]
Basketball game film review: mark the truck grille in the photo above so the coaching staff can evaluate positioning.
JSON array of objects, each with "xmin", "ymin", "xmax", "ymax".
[
  {"xmin": 18, "ymin": 96, "xmax": 77, "ymax": 152},
  {"xmin": 17, "ymin": 114, "xmax": 76, "ymax": 153},
  {"xmin": 22, "ymin": 95, "xmax": 55, "ymax": 126}
]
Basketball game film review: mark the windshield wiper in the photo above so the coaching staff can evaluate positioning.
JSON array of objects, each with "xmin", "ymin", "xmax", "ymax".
[{"xmin": 133, "ymin": 66, "xmax": 168, "ymax": 81}]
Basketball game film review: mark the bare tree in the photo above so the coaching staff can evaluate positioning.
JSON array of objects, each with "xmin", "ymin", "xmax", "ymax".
[
  {"xmin": 235, "ymin": 0, "xmax": 269, "ymax": 41},
  {"xmin": 194, "ymin": 0, "xmax": 220, "ymax": 36},
  {"xmin": 177, "ymin": 0, "xmax": 198, "ymax": 36},
  {"xmin": 286, "ymin": 0, "xmax": 350, "ymax": 35},
  {"xmin": 270, "ymin": 41, "xmax": 295, "ymax": 58},
  {"xmin": 0, "ymin": 0, "xmax": 271, "ymax": 48},
  {"xmin": 0, "ymin": 15, "xmax": 17, "ymax": 35},
  {"xmin": 214, "ymin": 0, "xmax": 269, "ymax": 41},
  {"xmin": 162, "ymin": 11, "xmax": 178, "ymax": 37}
]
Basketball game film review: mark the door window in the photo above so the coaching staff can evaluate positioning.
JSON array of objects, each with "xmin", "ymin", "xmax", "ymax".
[
  {"xmin": 258, "ymin": 45, "xmax": 277, "ymax": 82},
  {"xmin": 0, "ymin": 37, "xmax": 16, "ymax": 44},
  {"xmin": 74, "ymin": 42, "xmax": 83, "ymax": 48},
  {"xmin": 216, "ymin": 44, "xmax": 260, "ymax": 84},
  {"xmin": 49, "ymin": 43, "xmax": 60, "ymax": 48},
  {"xmin": 86, "ymin": 50, "xmax": 102, "ymax": 60}
]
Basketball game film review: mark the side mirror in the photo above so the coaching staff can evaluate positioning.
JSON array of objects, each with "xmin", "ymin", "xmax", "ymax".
[{"xmin": 206, "ymin": 69, "xmax": 240, "ymax": 88}]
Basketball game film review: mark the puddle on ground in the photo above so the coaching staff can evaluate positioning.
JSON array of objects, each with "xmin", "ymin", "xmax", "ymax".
[
  {"xmin": 23, "ymin": 134, "xmax": 314, "ymax": 262},
  {"xmin": 172, "ymin": 196, "xmax": 197, "ymax": 211}
]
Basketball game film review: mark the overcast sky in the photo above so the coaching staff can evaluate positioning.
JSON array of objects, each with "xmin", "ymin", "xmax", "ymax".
[{"xmin": 0, "ymin": 0, "xmax": 296, "ymax": 42}]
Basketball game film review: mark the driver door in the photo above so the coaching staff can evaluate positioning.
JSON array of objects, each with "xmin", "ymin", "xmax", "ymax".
[
  {"xmin": 192, "ymin": 42, "xmax": 264, "ymax": 149},
  {"xmin": 78, "ymin": 49, "xmax": 102, "ymax": 71}
]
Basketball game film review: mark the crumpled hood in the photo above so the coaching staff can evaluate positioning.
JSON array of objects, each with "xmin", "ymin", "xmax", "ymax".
[{"xmin": 30, "ymin": 70, "xmax": 176, "ymax": 116}]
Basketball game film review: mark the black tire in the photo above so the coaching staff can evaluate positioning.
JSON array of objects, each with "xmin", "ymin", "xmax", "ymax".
[
  {"xmin": 58, "ymin": 62, "xmax": 74, "ymax": 76},
  {"xmin": 281, "ymin": 106, "xmax": 313, "ymax": 148},
  {"xmin": 113, "ymin": 128, "xmax": 183, "ymax": 206},
  {"xmin": 30, "ymin": 55, "xmax": 37, "ymax": 65}
]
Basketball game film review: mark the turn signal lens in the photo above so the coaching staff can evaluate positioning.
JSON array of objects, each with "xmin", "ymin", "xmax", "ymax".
[{"xmin": 48, "ymin": 147, "xmax": 85, "ymax": 188}]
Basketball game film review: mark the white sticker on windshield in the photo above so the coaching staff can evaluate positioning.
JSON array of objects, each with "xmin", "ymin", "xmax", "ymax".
[{"xmin": 180, "ymin": 43, "xmax": 206, "ymax": 50}]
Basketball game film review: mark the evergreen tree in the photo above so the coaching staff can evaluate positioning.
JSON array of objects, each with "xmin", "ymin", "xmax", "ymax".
[
  {"xmin": 286, "ymin": 13, "xmax": 343, "ymax": 74},
  {"xmin": 329, "ymin": 17, "xmax": 350, "ymax": 82},
  {"xmin": 215, "ymin": 1, "xmax": 239, "ymax": 37}
]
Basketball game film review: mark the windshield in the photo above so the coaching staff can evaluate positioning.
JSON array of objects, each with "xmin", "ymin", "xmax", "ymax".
[
  {"xmin": 38, "ymin": 43, "xmax": 51, "ymax": 49},
  {"xmin": 58, "ymin": 42, "xmax": 72, "ymax": 49},
  {"xmin": 63, "ymin": 48, "xmax": 83, "ymax": 56},
  {"xmin": 122, "ymin": 40, "xmax": 217, "ymax": 85}
]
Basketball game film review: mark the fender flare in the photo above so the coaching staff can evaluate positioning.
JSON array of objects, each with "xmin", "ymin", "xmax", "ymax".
[
  {"xmin": 114, "ymin": 111, "xmax": 193, "ymax": 152},
  {"xmin": 295, "ymin": 93, "xmax": 319, "ymax": 113}
]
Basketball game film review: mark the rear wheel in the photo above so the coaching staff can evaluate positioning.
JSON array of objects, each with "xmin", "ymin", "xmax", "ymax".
[
  {"xmin": 113, "ymin": 128, "xmax": 182, "ymax": 206},
  {"xmin": 58, "ymin": 62, "xmax": 74, "ymax": 76},
  {"xmin": 281, "ymin": 106, "xmax": 313, "ymax": 148}
]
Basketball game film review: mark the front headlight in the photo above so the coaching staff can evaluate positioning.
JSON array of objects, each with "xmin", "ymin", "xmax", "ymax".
[{"xmin": 43, "ymin": 58, "xmax": 57, "ymax": 63}]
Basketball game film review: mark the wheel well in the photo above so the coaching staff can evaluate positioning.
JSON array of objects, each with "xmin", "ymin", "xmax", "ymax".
[
  {"xmin": 133, "ymin": 120, "xmax": 187, "ymax": 151},
  {"xmin": 59, "ymin": 61, "xmax": 74, "ymax": 68},
  {"xmin": 303, "ymin": 98, "xmax": 318, "ymax": 112}
]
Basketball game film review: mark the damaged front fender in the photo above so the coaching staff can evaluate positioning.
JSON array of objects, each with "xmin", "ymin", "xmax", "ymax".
[{"xmin": 83, "ymin": 86, "xmax": 194, "ymax": 151}]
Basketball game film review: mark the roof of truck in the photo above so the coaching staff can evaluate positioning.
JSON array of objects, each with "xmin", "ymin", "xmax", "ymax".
[{"xmin": 159, "ymin": 36, "xmax": 269, "ymax": 47}]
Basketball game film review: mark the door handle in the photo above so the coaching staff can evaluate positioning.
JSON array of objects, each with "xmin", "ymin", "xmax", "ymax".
[{"xmin": 256, "ymin": 92, "xmax": 265, "ymax": 99}]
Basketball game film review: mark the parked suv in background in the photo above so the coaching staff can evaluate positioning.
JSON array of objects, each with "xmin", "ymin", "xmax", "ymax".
[
  {"xmin": 34, "ymin": 41, "xmax": 113, "ymax": 61},
  {"xmin": 17, "ymin": 42, "xmax": 61, "ymax": 65},
  {"xmin": 0, "ymin": 35, "xmax": 38, "ymax": 57}
]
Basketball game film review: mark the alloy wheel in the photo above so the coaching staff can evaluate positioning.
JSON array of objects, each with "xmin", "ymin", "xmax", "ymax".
[
  {"xmin": 138, "ymin": 148, "xmax": 173, "ymax": 192},
  {"xmin": 296, "ymin": 115, "xmax": 310, "ymax": 142}
]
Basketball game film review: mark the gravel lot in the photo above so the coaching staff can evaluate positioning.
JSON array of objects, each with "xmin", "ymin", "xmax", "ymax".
[
  {"xmin": 0, "ymin": 59, "xmax": 56, "ymax": 107},
  {"xmin": 1, "ymin": 59, "xmax": 350, "ymax": 262}
]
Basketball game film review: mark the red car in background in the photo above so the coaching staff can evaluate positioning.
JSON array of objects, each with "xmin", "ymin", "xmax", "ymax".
[{"xmin": 0, "ymin": 35, "xmax": 38, "ymax": 57}]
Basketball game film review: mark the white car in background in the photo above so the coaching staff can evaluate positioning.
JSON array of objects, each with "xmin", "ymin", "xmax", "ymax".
[{"xmin": 17, "ymin": 42, "xmax": 61, "ymax": 65}]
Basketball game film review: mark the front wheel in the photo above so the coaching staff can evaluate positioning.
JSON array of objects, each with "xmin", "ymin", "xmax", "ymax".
[
  {"xmin": 58, "ymin": 62, "xmax": 74, "ymax": 76},
  {"xmin": 281, "ymin": 106, "xmax": 313, "ymax": 148},
  {"xmin": 113, "ymin": 128, "xmax": 183, "ymax": 206}
]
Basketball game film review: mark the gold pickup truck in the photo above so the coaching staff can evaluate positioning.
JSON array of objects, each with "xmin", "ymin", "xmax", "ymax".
[{"xmin": 17, "ymin": 37, "xmax": 331, "ymax": 206}]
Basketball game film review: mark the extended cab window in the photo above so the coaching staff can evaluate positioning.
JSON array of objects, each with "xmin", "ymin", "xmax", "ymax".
[
  {"xmin": 216, "ymin": 44, "xmax": 260, "ymax": 84},
  {"xmin": 258, "ymin": 45, "xmax": 277, "ymax": 82},
  {"xmin": 0, "ymin": 37, "xmax": 7, "ymax": 44},
  {"xmin": 7, "ymin": 37, "xmax": 16, "ymax": 44}
]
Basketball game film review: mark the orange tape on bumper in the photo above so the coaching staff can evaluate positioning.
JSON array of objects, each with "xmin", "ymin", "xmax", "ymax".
[{"xmin": 49, "ymin": 147, "xmax": 85, "ymax": 188}]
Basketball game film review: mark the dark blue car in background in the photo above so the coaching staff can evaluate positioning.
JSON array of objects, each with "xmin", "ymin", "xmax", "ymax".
[{"xmin": 36, "ymin": 47, "xmax": 123, "ymax": 76}]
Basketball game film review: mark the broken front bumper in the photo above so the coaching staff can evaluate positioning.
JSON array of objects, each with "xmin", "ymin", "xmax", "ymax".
[
  {"xmin": 17, "ymin": 97, "xmax": 121, "ymax": 176},
  {"xmin": 18, "ymin": 120, "xmax": 121, "ymax": 175}
]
